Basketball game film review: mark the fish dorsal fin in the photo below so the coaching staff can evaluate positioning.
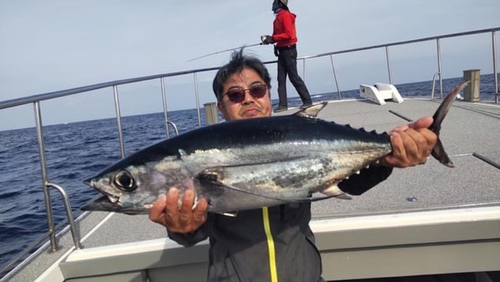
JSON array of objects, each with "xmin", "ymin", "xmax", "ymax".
[{"xmin": 293, "ymin": 102, "xmax": 327, "ymax": 118}]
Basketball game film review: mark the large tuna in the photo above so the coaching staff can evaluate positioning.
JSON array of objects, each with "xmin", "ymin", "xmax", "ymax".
[{"xmin": 81, "ymin": 82, "xmax": 467, "ymax": 214}]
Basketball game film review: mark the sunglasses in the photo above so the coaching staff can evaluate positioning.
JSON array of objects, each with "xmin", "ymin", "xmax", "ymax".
[{"xmin": 221, "ymin": 84, "xmax": 268, "ymax": 103}]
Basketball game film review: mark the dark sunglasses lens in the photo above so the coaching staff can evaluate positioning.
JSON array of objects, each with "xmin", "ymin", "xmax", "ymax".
[
  {"xmin": 249, "ymin": 85, "xmax": 267, "ymax": 98},
  {"xmin": 227, "ymin": 90, "xmax": 245, "ymax": 103},
  {"xmin": 225, "ymin": 84, "xmax": 267, "ymax": 103}
]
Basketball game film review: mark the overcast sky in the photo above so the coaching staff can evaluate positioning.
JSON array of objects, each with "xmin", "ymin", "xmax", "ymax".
[{"xmin": 1, "ymin": 0, "xmax": 499, "ymax": 130}]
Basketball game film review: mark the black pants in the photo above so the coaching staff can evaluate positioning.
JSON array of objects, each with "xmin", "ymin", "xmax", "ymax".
[{"xmin": 277, "ymin": 46, "xmax": 312, "ymax": 108}]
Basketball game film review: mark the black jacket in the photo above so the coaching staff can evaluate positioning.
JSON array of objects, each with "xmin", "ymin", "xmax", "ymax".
[{"xmin": 168, "ymin": 165, "xmax": 393, "ymax": 282}]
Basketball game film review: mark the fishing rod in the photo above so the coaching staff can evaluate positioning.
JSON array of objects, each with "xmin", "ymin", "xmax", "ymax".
[{"xmin": 187, "ymin": 42, "xmax": 263, "ymax": 62}]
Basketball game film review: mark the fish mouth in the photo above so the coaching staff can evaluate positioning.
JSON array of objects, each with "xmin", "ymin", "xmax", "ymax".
[
  {"xmin": 82, "ymin": 176, "xmax": 120, "ymax": 204},
  {"xmin": 105, "ymin": 194, "xmax": 120, "ymax": 204},
  {"xmin": 81, "ymin": 195, "xmax": 122, "ymax": 212},
  {"xmin": 96, "ymin": 190, "xmax": 120, "ymax": 204},
  {"xmin": 83, "ymin": 177, "xmax": 120, "ymax": 204}
]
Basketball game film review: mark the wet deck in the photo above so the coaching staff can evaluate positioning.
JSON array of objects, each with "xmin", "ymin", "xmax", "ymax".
[{"xmin": 8, "ymin": 97, "xmax": 500, "ymax": 281}]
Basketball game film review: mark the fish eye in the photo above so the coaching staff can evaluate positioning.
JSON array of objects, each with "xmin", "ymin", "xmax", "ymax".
[{"xmin": 113, "ymin": 170, "xmax": 136, "ymax": 191}]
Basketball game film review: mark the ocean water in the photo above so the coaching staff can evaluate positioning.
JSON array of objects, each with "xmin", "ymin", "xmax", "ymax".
[{"xmin": 0, "ymin": 74, "xmax": 498, "ymax": 275}]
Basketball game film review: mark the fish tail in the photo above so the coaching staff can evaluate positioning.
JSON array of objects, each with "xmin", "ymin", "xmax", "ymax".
[{"xmin": 429, "ymin": 81, "xmax": 469, "ymax": 168}]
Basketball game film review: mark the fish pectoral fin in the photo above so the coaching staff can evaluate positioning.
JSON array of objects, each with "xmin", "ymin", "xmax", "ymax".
[
  {"xmin": 197, "ymin": 168, "xmax": 350, "ymax": 204},
  {"xmin": 321, "ymin": 184, "xmax": 352, "ymax": 200},
  {"xmin": 196, "ymin": 170, "xmax": 294, "ymax": 202},
  {"xmin": 196, "ymin": 168, "xmax": 263, "ymax": 193},
  {"xmin": 196, "ymin": 156, "xmax": 309, "ymax": 185},
  {"xmin": 285, "ymin": 192, "xmax": 351, "ymax": 203}
]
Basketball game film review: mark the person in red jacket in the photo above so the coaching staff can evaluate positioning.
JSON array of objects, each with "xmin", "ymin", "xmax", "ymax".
[{"xmin": 262, "ymin": 0, "xmax": 313, "ymax": 113}]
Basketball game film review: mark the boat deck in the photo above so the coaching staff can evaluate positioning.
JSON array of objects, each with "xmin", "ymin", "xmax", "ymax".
[
  {"xmin": 313, "ymin": 98, "xmax": 500, "ymax": 217},
  {"xmin": 8, "ymin": 97, "xmax": 500, "ymax": 282}
]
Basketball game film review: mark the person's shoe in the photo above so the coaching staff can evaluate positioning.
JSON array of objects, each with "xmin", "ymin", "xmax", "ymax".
[
  {"xmin": 299, "ymin": 102, "xmax": 313, "ymax": 109},
  {"xmin": 273, "ymin": 106, "xmax": 288, "ymax": 113}
]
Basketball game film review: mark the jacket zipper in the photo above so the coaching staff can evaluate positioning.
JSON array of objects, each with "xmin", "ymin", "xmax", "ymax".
[{"xmin": 262, "ymin": 207, "xmax": 278, "ymax": 282}]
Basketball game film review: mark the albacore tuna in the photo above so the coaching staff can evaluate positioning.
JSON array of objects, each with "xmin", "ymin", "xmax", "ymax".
[{"xmin": 82, "ymin": 82, "xmax": 467, "ymax": 214}]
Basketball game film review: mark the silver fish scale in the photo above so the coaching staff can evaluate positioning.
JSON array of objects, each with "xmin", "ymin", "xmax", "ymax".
[{"xmin": 183, "ymin": 139, "xmax": 392, "ymax": 199}]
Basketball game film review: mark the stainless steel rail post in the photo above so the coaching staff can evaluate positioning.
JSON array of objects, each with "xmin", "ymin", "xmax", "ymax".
[
  {"xmin": 113, "ymin": 85, "xmax": 125, "ymax": 158},
  {"xmin": 492, "ymin": 31, "xmax": 499, "ymax": 104},
  {"xmin": 385, "ymin": 46, "xmax": 393, "ymax": 84},
  {"xmin": 166, "ymin": 121, "xmax": 179, "ymax": 136},
  {"xmin": 160, "ymin": 77, "xmax": 170, "ymax": 138},
  {"xmin": 46, "ymin": 183, "xmax": 82, "ymax": 249},
  {"xmin": 193, "ymin": 73, "xmax": 202, "ymax": 127},
  {"xmin": 436, "ymin": 38, "xmax": 444, "ymax": 98},
  {"xmin": 431, "ymin": 72, "xmax": 441, "ymax": 100},
  {"xmin": 33, "ymin": 102, "xmax": 58, "ymax": 252},
  {"xmin": 329, "ymin": 55, "xmax": 341, "ymax": 99}
]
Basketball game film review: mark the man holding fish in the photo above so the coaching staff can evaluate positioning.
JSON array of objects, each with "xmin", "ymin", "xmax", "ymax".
[{"xmin": 148, "ymin": 49, "xmax": 442, "ymax": 282}]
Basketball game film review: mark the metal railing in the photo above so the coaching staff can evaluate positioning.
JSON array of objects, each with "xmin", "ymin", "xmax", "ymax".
[
  {"xmin": 493, "ymin": 30, "xmax": 499, "ymax": 103},
  {"xmin": 294, "ymin": 27, "xmax": 499, "ymax": 101},
  {"xmin": 431, "ymin": 72, "xmax": 442, "ymax": 100},
  {"xmin": 33, "ymin": 101, "xmax": 82, "ymax": 252},
  {"xmin": 0, "ymin": 27, "xmax": 499, "ymax": 271}
]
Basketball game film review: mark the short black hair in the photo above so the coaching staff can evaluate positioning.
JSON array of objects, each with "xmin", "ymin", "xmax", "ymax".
[
  {"xmin": 212, "ymin": 48, "xmax": 271, "ymax": 101},
  {"xmin": 274, "ymin": 0, "xmax": 289, "ymax": 10}
]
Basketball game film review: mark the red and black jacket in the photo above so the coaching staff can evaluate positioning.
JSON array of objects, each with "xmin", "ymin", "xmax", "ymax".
[{"xmin": 272, "ymin": 9, "xmax": 298, "ymax": 47}]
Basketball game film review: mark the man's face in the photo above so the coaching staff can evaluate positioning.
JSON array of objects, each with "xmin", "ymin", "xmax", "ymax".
[{"xmin": 217, "ymin": 67, "xmax": 272, "ymax": 121}]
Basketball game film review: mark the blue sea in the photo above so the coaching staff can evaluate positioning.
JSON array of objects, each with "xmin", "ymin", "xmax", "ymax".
[{"xmin": 0, "ymin": 74, "xmax": 498, "ymax": 276}]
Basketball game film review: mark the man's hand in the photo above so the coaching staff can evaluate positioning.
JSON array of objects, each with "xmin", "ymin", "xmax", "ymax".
[
  {"xmin": 380, "ymin": 117, "xmax": 437, "ymax": 168},
  {"xmin": 149, "ymin": 187, "xmax": 208, "ymax": 233},
  {"xmin": 261, "ymin": 35, "xmax": 274, "ymax": 45}
]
